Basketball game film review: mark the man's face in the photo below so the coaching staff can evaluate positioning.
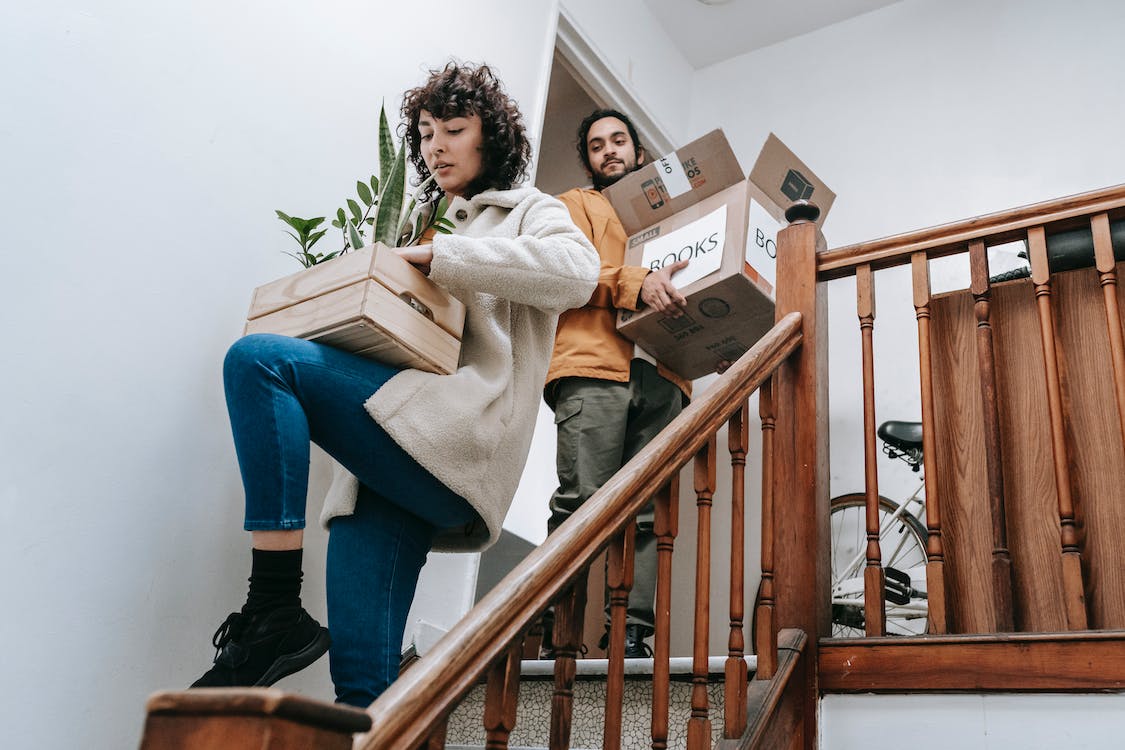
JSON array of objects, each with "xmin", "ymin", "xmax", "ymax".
[{"xmin": 585, "ymin": 116, "xmax": 644, "ymax": 190}]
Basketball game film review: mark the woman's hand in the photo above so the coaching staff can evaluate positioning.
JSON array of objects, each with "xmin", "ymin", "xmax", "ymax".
[{"xmin": 395, "ymin": 245, "xmax": 433, "ymax": 276}]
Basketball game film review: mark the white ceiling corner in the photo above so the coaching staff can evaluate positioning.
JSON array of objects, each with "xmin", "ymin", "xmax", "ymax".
[{"xmin": 642, "ymin": 0, "xmax": 903, "ymax": 69}]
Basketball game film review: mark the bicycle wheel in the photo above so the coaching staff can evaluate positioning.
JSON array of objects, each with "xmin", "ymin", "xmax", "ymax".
[{"xmin": 830, "ymin": 493, "xmax": 928, "ymax": 637}]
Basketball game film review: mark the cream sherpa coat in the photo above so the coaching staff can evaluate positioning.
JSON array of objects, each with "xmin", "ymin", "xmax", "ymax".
[{"xmin": 319, "ymin": 186, "xmax": 599, "ymax": 551}]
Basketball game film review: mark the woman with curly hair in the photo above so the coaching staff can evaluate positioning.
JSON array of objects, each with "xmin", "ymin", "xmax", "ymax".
[{"xmin": 188, "ymin": 62, "xmax": 599, "ymax": 707}]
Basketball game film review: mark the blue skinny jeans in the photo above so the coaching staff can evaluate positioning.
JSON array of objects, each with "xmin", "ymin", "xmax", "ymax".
[{"xmin": 223, "ymin": 333, "xmax": 476, "ymax": 707}]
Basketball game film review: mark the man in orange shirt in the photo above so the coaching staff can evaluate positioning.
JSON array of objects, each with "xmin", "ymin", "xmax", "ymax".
[{"xmin": 544, "ymin": 109, "xmax": 690, "ymax": 658}]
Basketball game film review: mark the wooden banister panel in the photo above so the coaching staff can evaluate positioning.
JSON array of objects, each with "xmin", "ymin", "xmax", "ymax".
[
  {"xmin": 930, "ymin": 291, "xmax": 1000, "ymax": 632},
  {"xmin": 928, "ymin": 261, "xmax": 1125, "ymax": 632},
  {"xmin": 1052, "ymin": 266, "xmax": 1125, "ymax": 628},
  {"xmin": 819, "ymin": 631, "xmax": 1125, "ymax": 692},
  {"xmin": 988, "ymin": 280, "xmax": 1068, "ymax": 633}
]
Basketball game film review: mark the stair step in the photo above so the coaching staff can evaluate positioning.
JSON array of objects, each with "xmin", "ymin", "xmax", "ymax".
[{"xmin": 445, "ymin": 657, "xmax": 753, "ymax": 750}]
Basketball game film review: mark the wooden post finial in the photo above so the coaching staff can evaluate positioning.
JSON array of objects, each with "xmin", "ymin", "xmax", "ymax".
[{"xmin": 785, "ymin": 200, "xmax": 821, "ymax": 224}]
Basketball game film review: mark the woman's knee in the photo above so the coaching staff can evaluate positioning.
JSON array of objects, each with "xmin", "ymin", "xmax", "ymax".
[{"xmin": 224, "ymin": 333, "xmax": 301, "ymax": 379}]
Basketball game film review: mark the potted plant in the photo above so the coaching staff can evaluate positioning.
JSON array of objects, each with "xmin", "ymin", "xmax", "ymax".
[{"xmin": 243, "ymin": 105, "xmax": 465, "ymax": 375}]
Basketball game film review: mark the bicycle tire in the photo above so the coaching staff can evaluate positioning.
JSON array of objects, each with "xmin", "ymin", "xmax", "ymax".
[{"xmin": 830, "ymin": 493, "xmax": 928, "ymax": 637}]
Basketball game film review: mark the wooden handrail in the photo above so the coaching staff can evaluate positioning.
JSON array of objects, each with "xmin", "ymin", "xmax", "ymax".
[
  {"xmin": 817, "ymin": 183, "xmax": 1125, "ymax": 280},
  {"xmin": 354, "ymin": 312, "xmax": 804, "ymax": 750}
]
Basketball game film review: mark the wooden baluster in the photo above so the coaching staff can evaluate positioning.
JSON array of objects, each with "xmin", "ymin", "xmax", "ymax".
[
  {"xmin": 1028, "ymin": 226, "xmax": 1088, "ymax": 629},
  {"xmin": 1092, "ymin": 213, "xmax": 1125, "ymax": 452},
  {"xmin": 968, "ymin": 241, "xmax": 1016, "ymax": 631},
  {"xmin": 857, "ymin": 265, "xmax": 886, "ymax": 636},
  {"xmin": 754, "ymin": 377, "xmax": 778, "ymax": 680},
  {"xmin": 911, "ymin": 252, "xmax": 948, "ymax": 634},
  {"xmin": 687, "ymin": 436, "xmax": 716, "ymax": 750},
  {"xmin": 724, "ymin": 402, "xmax": 749, "ymax": 738},
  {"xmin": 651, "ymin": 475, "xmax": 680, "ymax": 750},
  {"xmin": 549, "ymin": 571, "xmax": 587, "ymax": 750},
  {"xmin": 483, "ymin": 640, "xmax": 522, "ymax": 750},
  {"xmin": 416, "ymin": 717, "xmax": 447, "ymax": 750},
  {"xmin": 603, "ymin": 525, "xmax": 635, "ymax": 750}
]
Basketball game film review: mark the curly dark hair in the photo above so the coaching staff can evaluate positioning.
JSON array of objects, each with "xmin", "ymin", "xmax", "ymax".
[
  {"xmin": 575, "ymin": 108, "xmax": 644, "ymax": 173},
  {"xmin": 401, "ymin": 62, "xmax": 531, "ymax": 203}
]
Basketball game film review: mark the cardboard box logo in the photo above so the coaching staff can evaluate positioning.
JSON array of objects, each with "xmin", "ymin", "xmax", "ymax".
[{"xmin": 781, "ymin": 168, "xmax": 815, "ymax": 202}]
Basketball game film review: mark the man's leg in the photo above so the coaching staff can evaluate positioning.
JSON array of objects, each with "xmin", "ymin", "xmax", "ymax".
[
  {"xmin": 544, "ymin": 377, "xmax": 630, "ymax": 655},
  {"xmin": 547, "ymin": 377, "xmax": 631, "ymax": 532}
]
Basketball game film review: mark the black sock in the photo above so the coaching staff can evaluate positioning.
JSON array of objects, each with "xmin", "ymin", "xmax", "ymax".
[{"xmin": 243, "ymin": 547, "xmax": 303, "ymax": 614}]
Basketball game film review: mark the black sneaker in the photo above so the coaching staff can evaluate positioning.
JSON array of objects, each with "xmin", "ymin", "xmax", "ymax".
[
  {"xmin": 598, "ymin": 624, "xmax": 654, "ymax": 659},
  {"xmin": 190, "ymin": 606, "xmax": 330, "ymax": 688}
]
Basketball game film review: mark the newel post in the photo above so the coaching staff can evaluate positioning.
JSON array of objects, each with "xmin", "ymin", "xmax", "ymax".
[{"xmin": 770, "ymin": 200, "xmax": 829, "ymax": 747}]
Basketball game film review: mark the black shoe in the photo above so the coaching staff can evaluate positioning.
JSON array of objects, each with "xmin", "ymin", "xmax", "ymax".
[
  {"xmin": 598, "ymin": 624, "xmax": 654, "ymax": 659},
  {"xmin": 190, "ymin": 606, "xmax": 330, "ymax": 688}
]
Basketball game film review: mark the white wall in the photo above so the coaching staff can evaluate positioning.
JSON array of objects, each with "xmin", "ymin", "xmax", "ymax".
[
  {"xmin": 560, "ymin": 0, "xmax": 695, "ymax": 147},
  {"xmin": 0, "ymin": 1, "xmax": 560, "ymax": 748},
  {"xmin": 822, "ymin": 694, "xmax": 1125, "ymax": 749},
  {"xmin": 689, "ymin": 0, "xmax": 1125, "ymax": 505}
]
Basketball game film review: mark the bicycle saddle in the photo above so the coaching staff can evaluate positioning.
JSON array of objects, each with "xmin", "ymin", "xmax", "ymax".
[{"xmin": 878, "ymin": 420, "xmax": 923, "ymax": 451}]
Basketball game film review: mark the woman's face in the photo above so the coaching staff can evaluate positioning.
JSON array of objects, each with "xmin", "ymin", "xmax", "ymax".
[{"xmin": 418, "ymin": 110, "xmax": 484, "ymax": 199}]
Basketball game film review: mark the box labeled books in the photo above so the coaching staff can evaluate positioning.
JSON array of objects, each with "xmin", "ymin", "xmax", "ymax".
[
  {"xmin": 245, "ymin": 243, "xmax": 465, "ymax": 375},
  {"xmin": 605, "ymin": 129, "xmax": 834, "ymax": 379}
]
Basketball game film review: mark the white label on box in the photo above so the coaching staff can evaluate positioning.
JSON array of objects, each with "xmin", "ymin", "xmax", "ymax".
[
  {"xmin": 638, "ymin": 205, "xmax": 726, "ymax": 289},
  {"xmin": 656, "ymin": 151, "xmax": 692, "ymax": 199},
  {"xmin": 747, "ymin": 198, "xmax": 783, "ymax": 287}
]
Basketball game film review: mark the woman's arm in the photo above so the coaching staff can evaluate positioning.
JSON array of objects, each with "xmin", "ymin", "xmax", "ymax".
[{"xmin": 428, "ymin": 193, "xmax": 599, "ymax": 313}]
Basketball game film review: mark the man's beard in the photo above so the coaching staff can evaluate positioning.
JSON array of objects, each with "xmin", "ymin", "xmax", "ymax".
[{"xmin": 592, "ymin": 159, "xmax": 638, "ymax": 191}]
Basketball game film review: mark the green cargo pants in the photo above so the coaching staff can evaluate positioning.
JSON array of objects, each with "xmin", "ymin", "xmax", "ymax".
[{"xmin": 548, "ymin": 359, "xmax": 684, "ymax": 632}]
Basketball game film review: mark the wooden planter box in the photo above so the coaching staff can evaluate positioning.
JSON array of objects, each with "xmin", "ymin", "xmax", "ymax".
[{"xmin": 245, "ymin": 243, "xmax": 465, "ymax": 374}]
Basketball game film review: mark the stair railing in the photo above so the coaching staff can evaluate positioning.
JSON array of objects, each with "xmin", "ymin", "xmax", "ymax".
[{"xmin": 355, "ymin": 205, "xmax": 829, "ymax": 750}]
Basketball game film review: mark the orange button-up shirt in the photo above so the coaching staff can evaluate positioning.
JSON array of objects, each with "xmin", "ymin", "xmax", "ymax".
[{"xmin": 545, "ymin": 188, "xmax": 690, "ymax": 398}]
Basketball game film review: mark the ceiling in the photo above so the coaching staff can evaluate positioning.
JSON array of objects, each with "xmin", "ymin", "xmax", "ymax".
[{"xmin": 642, "ymin": 0, "xmax": 903, "ymax": 69}]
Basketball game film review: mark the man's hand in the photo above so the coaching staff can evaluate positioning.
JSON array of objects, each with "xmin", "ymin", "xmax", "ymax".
[
  {"xmin": 639, "ymin": 260, "xmax": 689, "ymax": 317},
  {"xmin": 395, "ymin": 245, "xmax": 433, "ymax": 275}
]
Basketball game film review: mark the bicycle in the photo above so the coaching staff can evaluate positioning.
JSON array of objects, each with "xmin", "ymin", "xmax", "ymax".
[{"xmin": 830, "ymin": 420, "xmax": 929, "ymax": 637}]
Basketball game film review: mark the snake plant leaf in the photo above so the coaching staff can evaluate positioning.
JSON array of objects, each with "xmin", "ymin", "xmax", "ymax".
[
  {"xmin": 373, "ymin": 138, "xmax": 406, "ymax": 246},
  {"xmin": 356, "ymin": 180, "xmax": 373, "ymax": 207},
  {"xmin": 378, "ymin": 103, "xmax": 394, "ymax": 189},
  {"xmin": 347, "ymin": 220, "xmax": 364, "ymax": 250}
]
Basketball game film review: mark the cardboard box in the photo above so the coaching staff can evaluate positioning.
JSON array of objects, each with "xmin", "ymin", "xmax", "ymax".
[
  {"xmin": 607, "ymin": 130, "xmax": 834, "ymax": 380},
  {"xmin": 245, "ymin": 243, "xmax": 465, "ymax": 375}
]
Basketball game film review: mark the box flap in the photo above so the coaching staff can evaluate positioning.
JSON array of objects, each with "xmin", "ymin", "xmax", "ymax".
[
  {"xmin": 603, "ymin": 129, "xmax": 744, "ymax": 236},
  {"xmin": 748, "ymin": 133, "xmax": 835, "ymax": 226}
]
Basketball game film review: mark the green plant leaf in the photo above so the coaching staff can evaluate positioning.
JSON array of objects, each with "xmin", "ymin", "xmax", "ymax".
[
  {"xmin": 337, "ymin": 208, "xmax": 346, "ymax": 225},
  {"xmin": 373, "ymin": 137, "xmax": 407, "ymax": 246},
  {"xmin": 307, "ymin": 229, "xmax": 327, "ymax": 248},
  {"xmin": 347, "ymin": 220, "xmax": 364, "ymax": 250},
  {"xmin": 347, "ymin": 199, "xmax": 363, "ymax": 223},
  {"xmin": 357, "ymin": 180, "xmax": 373, "ymax": 207},
  {"xmin": 378, "ymin": 103, "xmax": 394, "ymax": 189},
  {"xmin": 370, "ymin": 175, "xmax": 379, "ymax": 197},
  {"xmin": 331, "ymin": 219, "xmax": 342, "ymax": 229}
]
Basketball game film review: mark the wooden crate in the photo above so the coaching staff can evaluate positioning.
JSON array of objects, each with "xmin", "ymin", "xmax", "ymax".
[{"xmin": 246, "ymin": 243, "xmax": 465, "ymax": 374}]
